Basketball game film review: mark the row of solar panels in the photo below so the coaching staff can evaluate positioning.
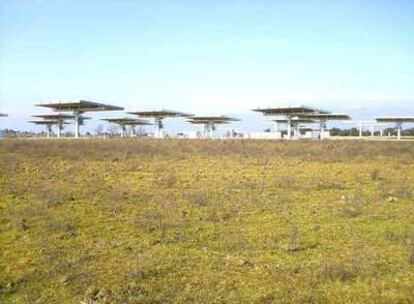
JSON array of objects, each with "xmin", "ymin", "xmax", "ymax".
[
  {"xmin": 1, "ymin": 101, "xmax": 414, "ymax": 126},
  {"xmin": 31, "ymin": 101, "xmax": 414, "ymax": 122},
  {"xmin": 29, "ymin": 100, "xmax": 241, "ymax": 126}
]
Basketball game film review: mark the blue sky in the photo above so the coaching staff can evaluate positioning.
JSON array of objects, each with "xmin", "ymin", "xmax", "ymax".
[{"xmin": 1, "ymin": 0, "xmax": 413, "ymax": 132}]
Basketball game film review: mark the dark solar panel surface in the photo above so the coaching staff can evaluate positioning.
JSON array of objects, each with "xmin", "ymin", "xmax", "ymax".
[
  {"xmin": 102, "ymin": 118, "xmax": 151, "ymax": 125},
  {"xmin": 376, "ymin": 117, "xmax": 414, "ymax": 123},
  {"xmin": 36, "ymin": 100, "xmax": 124, "ymax": 112},
  {"xmin": 253, "ymin": 106, "xmax": 330, "ymax": 115},
  {"xmin": 128, "ymin": 110, "xmax": 193, "ymax": 118}
]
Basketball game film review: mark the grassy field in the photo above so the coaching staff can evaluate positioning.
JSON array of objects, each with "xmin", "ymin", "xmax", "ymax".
[{"xmin": 1, "ymin": 139, "xmax": 414, "ymax": 303}]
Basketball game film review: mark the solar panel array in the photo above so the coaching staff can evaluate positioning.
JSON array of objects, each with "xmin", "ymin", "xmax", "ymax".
[
  {"xmin": 102, "ymin": 118, "xmax": 152, "ymax": 125},
  {"xmin": 184, "ymin": 116, "xmax": 240, "ymax": 138},
  {"xmin": 127, "ymin": 110, "xmax": 192, "ymax": 118},
  {"xmin": 252, "ymin": 106, "xmax": 353, "ymax": 139},
  {"xmin": 188, "ymin": 116, "xmax": 240, "ymax": 124},
  {"xmin": 273, "ymin": 118, "xmax": 316, "ymax": 123},
  {"xmin": 29, "ymin": 120, "xmax": 70, "ymax": 125},
  {"xmin": 253, "ymin": 106, "xmax": 330, "ymax": 116},
  {"xmin": 296, "ymin": 113, "xmax": 351, "ymax": 120},
  {"xmin": 32, "ymin": 114, "xmax": 76, "ymax": 120},
  {"xmin": 376, "ymin": 117, "xmax": 414, "ymax": 123},
  {"xmin": 33, "ymin": 100, "xmax": 124, "ymax": 138},
  {"xmin": 101, "ymin": 118, "xmax": 152, "ymax": 137},
  {"xmin": 36, "ymin": 100, "xmax": 124, "ymax": 113},
  {"xmin": 21, "ymin": 101, "xmax": 413, "ymax": 140}
]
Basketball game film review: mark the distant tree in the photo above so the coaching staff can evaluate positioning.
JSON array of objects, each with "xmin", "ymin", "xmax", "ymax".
[
  {"xmin": 349, "ymin": 128, "xmax": 359, "ymax": 136},
  {"xmin": 330, "ymin": 128, "xmax": 359, "ymax": 136},
  {"xmin": 95, "ymin": 124, "xmax": 105, "ymax": 135},
  {"xmin": 107, "ymin": 125, "xmax": 119, "ymax": 136},
  {"xmin": 330, "ymin": 128, "xmax": 342, "ymax": 136},
  {"xmin": 383, "ymin": 128, "xmax": 397, "ymax": 136},
  {"xmin": 402, "ymin": 128, "xmax": 414, "ymax": 136},
  {"xmin": 136, "ymin": 126, "xmax": 146, "ymax": 136}
]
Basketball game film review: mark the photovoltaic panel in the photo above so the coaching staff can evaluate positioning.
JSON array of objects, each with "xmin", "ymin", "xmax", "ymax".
[
  {"xmin": 376, "ymin": 117, "xmax": 414, "ymax": 123},
  {"xmin": 296, "ymin": 113, "xmax": 351, "ymax": 120},
  {"xmin": 32, "ymin": 114, "xmax": 76, "ymax": 120},
  {"xmin": 36, "ymin": 100, "xmax": 124, "ymax": 112},
  {"xmin": 102, "ymin": 118, "xmax": 152, "ymax": 125},
  {"xmin": 128, "ymin": 110, "xmax": 193, "ymax": 118},
  {"xmin": 273, "ymin": 118, "xmax": 316, "ymax": 123},
  {"xmin": 188, "ymin": 120, "xmax": 231, "ymax": 125},
  {"xmin": 188, "ymin": 116, "xmax": 240, "ymax": 124},
  {"xmin": 252, "ymin": 106, "xmax": 330, "ymax": 115},
  {"xmin": 29, "ymin": 120, "xmax": 70, "ymax": 125}
]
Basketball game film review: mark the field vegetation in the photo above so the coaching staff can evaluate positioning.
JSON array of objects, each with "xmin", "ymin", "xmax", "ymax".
[{"xmin": 1, "ymin": 139, "xmax": 414, "ymax": 303}]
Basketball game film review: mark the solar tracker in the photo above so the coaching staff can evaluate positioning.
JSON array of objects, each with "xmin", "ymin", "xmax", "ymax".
[
  {"xmin": 0, "ymin": 113, "xmax": 7, "ymax": 117},
  {"xmin": 296, "ymin": 113, "xmax": 351, "ymax": 120},
  {"xmin": 187, "ymin": 116, "xmax": 240, "ymax": 139},
  {"xmin": 253, "ymin": 106, "xmax": 331, "ymax": 139},
  {"xmin": 187, "ymin": 120, "xmax": 230, "ymax": 124},
  {"xmin": 128, "ymin": 109, "xmax": 193, "ymax": 138},
  {"xmin": 188, "ymin": 116, "xmax": 240, "ymax": 123},
  {"xmin": 294, "ymin": 113, "xmax": 351, "ymax": 139},
  {"xmin": 102, "ymin": 118, "xmax": 152, "ymax": 137},
  {"xmin": 29, "ymin": 120, "xmax": 69, "ymax": 125},
  {"xmin": 32, "ymin": 113, "xmax": 91, "ymax": 138},
  {"xmin": 252, "ymin": 106, "xmax": 331, "ymax": 116},
  {"xmin": 376, "ymin": 117, "xmax": 414, "ymax": 140},
  {"xmin": 273, "ymin": 118, "xmax": 316, "ymax": 124},
  {"xmin": 376, "ymin": 117, "xmax": 414, "ymax": 123},
  {"xmin": 32, "ymin": 113, "xmax": 76, "ymax": 120},
  {"xmin": 36, "ymin": 100, "xmax": 124, "ymax": 113},
  {"xmin": 29, "ymin": 120, "xmax": 70, "ymax": 138},
  {"xmin": 36, "ymin": 100, "xmax": 123, "ymax": 138},
  {"xmin": 271, "ymin": 117, "xmax": 317, "ymax": 139},
  {"xmin": 102, "ymin": 118, "xmax": 151, "ymax": 125},
  {"xmin": 127, "ymin": 110, "xmax": 193, "ymax": 118}
]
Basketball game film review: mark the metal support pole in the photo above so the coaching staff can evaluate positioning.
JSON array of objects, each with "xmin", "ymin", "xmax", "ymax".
[
  {"xmin": 397, "ymin": 123, "xmax": 402, "ymax": 140},
  {"xmin": 370, "ymin": 124, "xmax": 374, "ymax": 137},
  {"xmin": 57, "ymin": 121, "xmax": 62, "ymax": 138},
  {"xmin": 320, "ymin": 122, "xmax": 324, "ymax": 140},
  {"xmin": 320, "ymin": 120, "xmax": 327, "ymax": 140},
  {"xmin": 209, "ymin": 122, "xmax": 213, "ymax": 139},
  {"xmin": 206, "ymin": 124, "xmax": 209, "ymax": 139},
  {"xmin": 273, "ymin": 122, "xmax": 278, "ymax": 133},
  {"xmin": 380, "ymin": 130, "xmax": 383, "ymax": 137},
  {"xmin": 287, "ymin": 117, "xmax": 292, "ymax": 140},
  {"xmin": 359, "ymin": 123, "xmax": 362, "ymax": 138},
  {"xmin": 155, "ymin": 117, "xmax": 162, "ymax": 138},
  {"xmin": 46, "ymin": 125, "xmax": 51, "ymax": 138},
  {"xmin": 120, "ymin": 125, "xmax": 125, "ymax": 138},
  {"xmin": 74, "ymin": 113, "xmax": 80, "ymax": 138},
  {"xmin": 155, "ymin": 118, "xmax": 159, "ymax": 138}
]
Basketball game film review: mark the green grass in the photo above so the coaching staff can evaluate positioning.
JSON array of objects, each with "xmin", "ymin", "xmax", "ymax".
[{"xmin": 1, "ymin": 139, "xmax": 413, "ymax": 303}]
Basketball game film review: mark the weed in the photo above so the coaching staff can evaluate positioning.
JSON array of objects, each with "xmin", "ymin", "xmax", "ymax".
[
  {"xmin": 286, "ymin": 224, "xmax": 301, "ymax": 252},
  {"xmin": 370, "ymin": 168, "xmax": 381, "ymax": 181}
]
